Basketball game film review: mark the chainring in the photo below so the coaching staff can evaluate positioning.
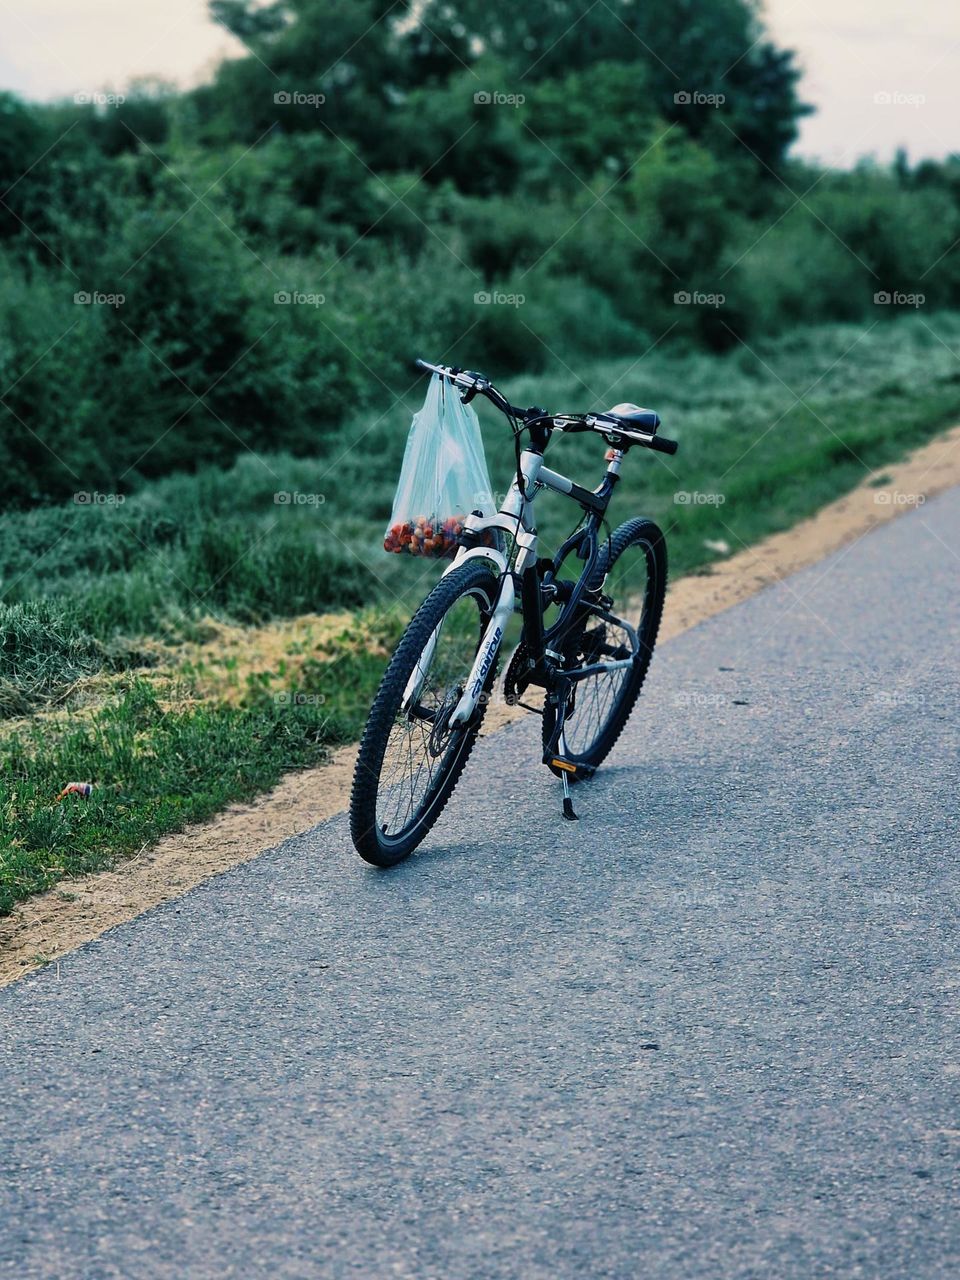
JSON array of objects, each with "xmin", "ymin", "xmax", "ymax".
[{"xmin": 503, "ymin": 639, "xmax": 534, "ymax": 705}]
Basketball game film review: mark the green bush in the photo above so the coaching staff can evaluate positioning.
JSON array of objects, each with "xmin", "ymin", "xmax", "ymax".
[{"xmin": 0, "ymin": 0, "xmax": 957, "ymax": 512}]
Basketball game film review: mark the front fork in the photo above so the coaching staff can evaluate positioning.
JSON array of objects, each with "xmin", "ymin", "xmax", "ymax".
[
  {"xmin": 401, "ymin": 546, "xmax": 515, "ymax": 724},
  {"xmin": 448, "ymin": 570, "xmax": 515, "ymax": 727},
  {"xmin": 414, "ymin": 451, "xmax": 540, "ymax": 724}
]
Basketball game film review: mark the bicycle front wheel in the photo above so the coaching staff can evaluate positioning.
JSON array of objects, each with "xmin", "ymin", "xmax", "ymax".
[{"xmin": 350, "ymin": 559, "xmax": 501, "ymax": 867}]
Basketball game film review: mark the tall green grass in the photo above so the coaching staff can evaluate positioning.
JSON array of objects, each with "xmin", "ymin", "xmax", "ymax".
[
  {"xmin": 500, "ymin": 310, "xmax": 960, "ymax": 571},
  {"xmin": 1, "ymin": 311, "xmax": 958, "ymax": 719}
]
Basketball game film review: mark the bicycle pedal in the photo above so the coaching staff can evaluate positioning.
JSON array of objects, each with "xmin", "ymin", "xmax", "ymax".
[
  {"xmin": 549, "ymin": 756, "xmax": 578, "ymax": 775},
  {"xmin": 546, "ymin": 754, "xmax": 592, "ymax": 780}
]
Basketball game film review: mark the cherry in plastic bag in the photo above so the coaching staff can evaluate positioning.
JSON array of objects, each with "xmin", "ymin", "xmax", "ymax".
[{"xmin": 384, "ymin": 375, "xmax": 495, "ymax": 558}]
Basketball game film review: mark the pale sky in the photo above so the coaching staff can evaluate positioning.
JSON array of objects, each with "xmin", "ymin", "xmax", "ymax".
[
  {"xmin": 0, "ymin": 0, "xmax": 957, "ymax": 165},
  {"xmin": 769, "ymin": 0, "xmax": 960, "ymax": 164}
]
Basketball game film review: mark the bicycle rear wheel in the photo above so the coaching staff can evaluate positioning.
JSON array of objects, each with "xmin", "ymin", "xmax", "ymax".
[
  {"xmin": 350, "ymin": 559, "xmax": 501, "ymax": 867},
  {"xmin": 542, "ymin": 517, "xmax": 667, "ymax": 775}
]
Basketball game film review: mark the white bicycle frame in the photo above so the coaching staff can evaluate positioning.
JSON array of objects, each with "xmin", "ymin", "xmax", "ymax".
[{"xmin": 402, "ymin": 445, "xmax": 629, "ymax": 729}]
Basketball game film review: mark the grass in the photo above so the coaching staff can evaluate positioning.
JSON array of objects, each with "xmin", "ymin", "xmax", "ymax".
[
  {"xmin": 1, "ymin": 310, "xmax": 959, "ymax": 912},
  {"xmin": 0, "ymin": 611, "xmax": 404, "ymax": 913},
  {"xmin": 495, "ymin": 311, "xmax": 960, "ymax": 571}
]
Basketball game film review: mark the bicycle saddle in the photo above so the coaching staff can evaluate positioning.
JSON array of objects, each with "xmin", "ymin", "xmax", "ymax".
[{"xmin": 606, "ymin": 402, "xmax": 661, "ymax": 431}]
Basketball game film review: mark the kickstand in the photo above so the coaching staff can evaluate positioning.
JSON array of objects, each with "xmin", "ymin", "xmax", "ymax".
[
  {"xmin": 560, "ymin": 774, "xmax": 578, "ymax": 820},
  {"xmin": 558, "ymin": 728, "xmax": 578, "ymax": 821}
]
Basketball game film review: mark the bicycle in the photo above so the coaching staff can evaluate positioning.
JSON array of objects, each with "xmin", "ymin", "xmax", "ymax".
[{"xmin": 349, "ymin": 358, "xmax": 678, "ymax": 867}]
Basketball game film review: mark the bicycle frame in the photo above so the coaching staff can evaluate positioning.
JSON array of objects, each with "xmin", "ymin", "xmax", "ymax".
[
  {"xmin": 441, "ymin": 441, "xmax": 640, "ymax": 729},
  {"xmin": 354, "ymin": 359, "xmax": 679, "ymax": 853}
]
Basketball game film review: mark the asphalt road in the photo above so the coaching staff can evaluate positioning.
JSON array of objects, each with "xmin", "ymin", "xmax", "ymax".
[{"xmin": 2, "ymin": 491, "xmax": 958, "ymax": 1280}]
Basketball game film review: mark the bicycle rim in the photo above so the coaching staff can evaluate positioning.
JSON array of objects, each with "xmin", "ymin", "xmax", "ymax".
[
  {"xmin": 559, "ymin": 536, "xmax": 656, "ymax": 760},
  {"xmin": 374, "ymin": 586, "xmax": 491, "ymax": 841}
]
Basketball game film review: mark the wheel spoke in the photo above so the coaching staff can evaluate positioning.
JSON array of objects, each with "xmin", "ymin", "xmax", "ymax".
[
  {"xmin": 374, "ymin": 588, "xmax": 489, "ymax": 838},
  {"xmin": 558, "ymin": 538, "xmax": 655, "ymax": 759}
]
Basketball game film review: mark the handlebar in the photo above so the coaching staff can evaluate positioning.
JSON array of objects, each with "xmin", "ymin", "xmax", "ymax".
[
  {"xmin": 646, "ymin": 433, "xmax": 678, "ymax": 456},
  {"xmin": 415, "ymin": 358, "xmax": 679, "ymax": 456},
  {"xmin": 415, "ymin": 358, "xmax": 527, "ymax": 420}
]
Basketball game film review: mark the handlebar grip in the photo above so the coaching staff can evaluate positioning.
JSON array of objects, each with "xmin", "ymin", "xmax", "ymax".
[{"xmin": 649, "ymin": 435, "xmax": 678, "ymax": 455}]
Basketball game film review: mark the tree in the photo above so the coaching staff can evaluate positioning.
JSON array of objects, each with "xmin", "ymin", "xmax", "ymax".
[
  {"xmin": 210, "ymin": 0, "xmax": 293, "ymax": 40},
  {"xmin": 416, "ymin": 0, "xmax": 809, "ymax": 170},
  {"xmin": 0, "ymin": 92, "xmax": 46, "ymax": 239}
]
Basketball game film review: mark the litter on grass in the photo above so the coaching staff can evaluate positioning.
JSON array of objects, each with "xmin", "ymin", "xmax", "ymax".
[{"xmin": 57, "ymin": 782, "xmax": 94, "ymax": 801}]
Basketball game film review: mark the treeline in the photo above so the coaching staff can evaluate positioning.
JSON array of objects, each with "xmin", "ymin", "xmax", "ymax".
[{"xmin": 0, "ymin": 0, "xmax": 958, "ymax": 505}]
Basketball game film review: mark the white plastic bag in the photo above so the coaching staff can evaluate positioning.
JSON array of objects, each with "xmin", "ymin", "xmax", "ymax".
[{"xmin": 383, "ymin": 374, "xmax": 495, "ymax": 558}]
